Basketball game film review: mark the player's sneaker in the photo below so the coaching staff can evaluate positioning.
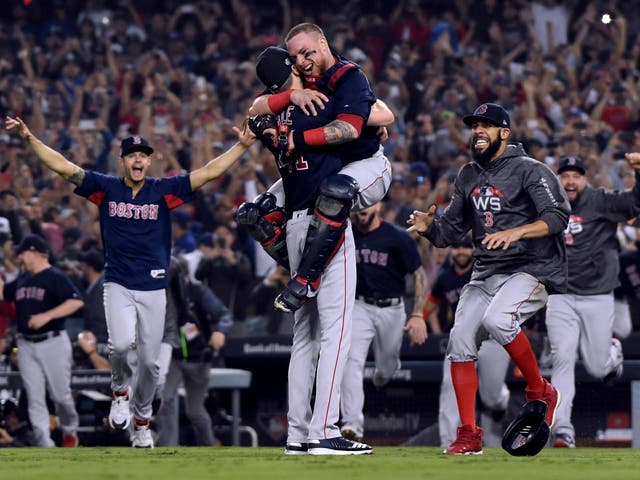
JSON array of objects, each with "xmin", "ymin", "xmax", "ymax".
[
  {"xmin": 274, "ymin": 276, "xmax": 319, "ymax": 313},
  {"xmin": 62, "ymin": 433, "xmax": 79, "ymax": 448},
  {"xmin": 525, "ymin": 379, "xmax": 560, "ymax": 428},
  {"xmin": 603, "ymin": 338, "xmax": 624, "ymax": 385},
  {"xmin": 131, "ymin": 419, "xmax": 154, "ymax": 448},
  {"xmin": 284, "ymin": 442, "xmax": 308, "ymax": 455},
  {"xmin": 553, "ymin": 433, "xmax": 576, "ymax": 448},
  {"xmin": 109, "ymin": 388, "xmax": 131, "ymax": 430},
  {"xmin": 308, "ymin": 436, "xmax": 372, "ymax": 455},
  {"xmin": 340, "ymin": 426, "xmax": 364, "ymax": 443},
  {"xmin": 443, "ymin": 425, "xmax": 483, "ymax": 455}
]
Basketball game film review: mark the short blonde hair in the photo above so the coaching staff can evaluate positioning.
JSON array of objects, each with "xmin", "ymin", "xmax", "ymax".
[{"xmin": 285, "ymin": 23, "xmax": 325, "ymax": 43}]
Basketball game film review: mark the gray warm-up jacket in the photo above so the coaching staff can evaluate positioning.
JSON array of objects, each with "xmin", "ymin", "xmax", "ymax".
[{"xmin": 423, "ymin": 144, "xmax": 571, "ymax": 293}]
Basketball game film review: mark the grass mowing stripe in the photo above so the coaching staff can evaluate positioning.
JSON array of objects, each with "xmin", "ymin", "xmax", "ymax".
[{"xmin": 0, "ymin": 447, "xmax": 637, "ymax": 480}]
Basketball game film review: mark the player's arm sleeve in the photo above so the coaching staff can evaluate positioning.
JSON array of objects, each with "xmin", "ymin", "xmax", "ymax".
[
  {"xmin": 73, "ymin": 170, "xmax": 108, "ymax": 206},
  {"xmin": 597, "ymin": 176, "xmax": 640, "ymax": 220},
  {"xmin": 524, "ymin": 164, "xmax": 571, "ymax": 235},
  {"xmin": 163, "ymin": 174, "xmax": 196, "ymax": 208},
  {"xmin": 423, "ymin": 170, "xmax": 471, "ymax": 247}
]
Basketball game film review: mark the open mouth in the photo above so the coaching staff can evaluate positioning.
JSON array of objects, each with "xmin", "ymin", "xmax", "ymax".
[{"xmin": 474, "ymin": 138, "xmax": 489, "ymax": 148}]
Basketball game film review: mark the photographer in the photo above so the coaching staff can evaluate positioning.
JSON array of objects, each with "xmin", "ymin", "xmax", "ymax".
[
  {"xmin": 195, "ymin": 224, "xmax": 253, "ymax": 322},
  {"xmin": 156, "ymin": 257, "xmax": 233, "ymax": 446}
]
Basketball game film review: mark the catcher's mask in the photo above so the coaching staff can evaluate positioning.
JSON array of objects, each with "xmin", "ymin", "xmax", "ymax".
[{"xmin": 502, "ymin": 400, "xmax": 550, "ymax": 456}]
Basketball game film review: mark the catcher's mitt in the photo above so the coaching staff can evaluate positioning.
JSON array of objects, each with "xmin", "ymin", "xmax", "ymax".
[
  {"xmin": 247, "ymin": 114, "xmax": 278, "ymax": 149},
  {"xmin": 248, "ymin": 114, "xmax": 293, "ymax": 168}
]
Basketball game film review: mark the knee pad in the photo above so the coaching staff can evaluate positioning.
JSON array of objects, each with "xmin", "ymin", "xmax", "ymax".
[{"xmin": 316, "ymin": 174, "xmax": 360, "ymax": 222}]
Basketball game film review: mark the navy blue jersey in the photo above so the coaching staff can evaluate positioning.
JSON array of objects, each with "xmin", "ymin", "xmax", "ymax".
[
  {"xmin": 74, "ymin": 171, "xmax": 194, "ymax": 290},
  {"xmin": 4, "ymin": 267, "xmax": 82, "ymax": 335},
  {"xmin": 354, "ymin": 221, "xmax": 422, "ymax": 298},
  {"xmin": 277, "ymin": 101, "xmax": 343, "ymax": 213},
  {"xmin": 428, "ymin": 263, "xmax": 473, "ymax": 333},
  {"xmin": 306, "ymin": 57, "xmax": 379, "ymax": 162}
]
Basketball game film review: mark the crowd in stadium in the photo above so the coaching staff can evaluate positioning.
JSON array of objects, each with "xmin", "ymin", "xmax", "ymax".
[{"xmin": 1, "ymin": 0, "xmax": 640, "ymax": 448}]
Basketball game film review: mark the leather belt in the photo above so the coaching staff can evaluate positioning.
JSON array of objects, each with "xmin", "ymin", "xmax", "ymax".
[
  {"xmin": 20, "ymin": 330, "xmax": 62, "ymax": 343},
  {"xmin": 357, "ymin": 296, "xmax": 402, "ymax": 308}
]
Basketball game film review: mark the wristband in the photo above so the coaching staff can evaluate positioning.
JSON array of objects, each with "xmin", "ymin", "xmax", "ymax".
[
  {"xmin": 267, "ymin": 90, "xmax": 293, "ymax": 113},
  {"xmin": 293, "ymin": 128, "xmax": 327, "ymax": 149}
]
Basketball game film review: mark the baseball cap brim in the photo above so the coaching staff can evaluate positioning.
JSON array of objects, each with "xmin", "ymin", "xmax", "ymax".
[
  {"xmin": 121, "ymin": 145, "xmax": 154, "ymax": 157},
  {"xmin": 462, "ymin": 114, "xmax": 504, "ymax": 127}
]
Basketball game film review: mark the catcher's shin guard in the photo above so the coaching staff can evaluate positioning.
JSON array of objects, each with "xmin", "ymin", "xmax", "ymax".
[
  {"xmin": 502, "ymin": 399, "xmax": 550, "ymax": 456},
  {"xmin": 274, "ymin": 174, "xmax": 359, "ymax": 312},
  {"xmin": 236, "ymin": 192, "xmax": 289, "ymax": 269}
]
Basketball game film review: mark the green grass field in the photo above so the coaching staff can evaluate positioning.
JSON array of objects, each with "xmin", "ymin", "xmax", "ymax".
[{"xmin": 1, "ymin": 447, "xmax": 638, "ymax": 480}]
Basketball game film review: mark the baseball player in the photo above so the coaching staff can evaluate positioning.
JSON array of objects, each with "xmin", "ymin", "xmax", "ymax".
[
  {"xmin": 425, "ymin": 238, "xmax": 512, "ymax": 448},
  {"xmin": 614, "ymin": 246, "xmax": 639, "ymax": 340},
  {"xmin": 339, "ymin": 202, "xmax": 426, "ymax": 442},
  {"xmin": 247, "ymin": 24, "xmax": 394, "ymax": 313},
  {"xmin": 0, "ymin": 234, "xmax": 84, "ymax": 448},
  {"xmin": 246, "ymin": 47, "xmax": 372, "ymax": 455},
  {"xmin": 6, "ymin": 115, "xmax": 255, "ymax": 448},
  {"xmin": 408, "ymin": 103, "xmax": 569, "ymax": 455},
  {"xmin": 546, "ymin": 154, "xmax": 640, "ymax": 448}
]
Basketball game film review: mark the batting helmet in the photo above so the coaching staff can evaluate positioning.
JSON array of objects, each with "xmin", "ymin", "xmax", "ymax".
[{"xmin": 502, "ymin": 400, "xmax": 550, "ymax": 456}]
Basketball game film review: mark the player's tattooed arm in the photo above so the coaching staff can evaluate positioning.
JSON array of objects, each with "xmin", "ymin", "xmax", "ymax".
[
  {"xmin": 410, "ymin": 267, "xmax": 427, "ymax": 318},
  {"xmin": 66, "ymin": 167, "xmax": 86, "ymax": 186},
  {"xmin": 322, "ymin": 120, "xmax": 358, "ymax": 144}
]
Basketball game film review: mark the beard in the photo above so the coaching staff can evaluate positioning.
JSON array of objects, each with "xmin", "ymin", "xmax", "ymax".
[
  {"xmin": 354, "ymin": 213, "xmax": 375, "ymax": 231},
  {"xmin": 471, "ymin": 133, "xmax": 503, "ymax": 166},
  {"xmin": 452, "ymin": 253, "xmax": 472, "ymax": 269}
]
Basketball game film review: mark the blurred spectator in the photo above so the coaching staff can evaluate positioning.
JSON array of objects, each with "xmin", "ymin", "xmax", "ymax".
[{"xmin": 195, "ymin": 224, "xmax": 253, "ymax": 324}]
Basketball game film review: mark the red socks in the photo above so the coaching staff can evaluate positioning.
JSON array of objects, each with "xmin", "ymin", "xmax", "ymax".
[
  {"xmin": 504, "ymin": 331, "xmax": 544, "ymax": 392},
  {"xmin": 451, "ymin": 361, "xmax": 478, "ymax": 427}
]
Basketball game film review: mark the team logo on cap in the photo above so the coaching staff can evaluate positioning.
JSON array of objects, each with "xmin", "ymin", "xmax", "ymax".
[
  {"xmin": 133, "ymin": 136, "xmax": 141, "ymax": 144},
  {"xmin": 475, "ymin": 104, "xmax": 488, "ymax": 115},
  {"xmin": 566, "ymin": 157, "xmax": 577, "ymax": 165}
]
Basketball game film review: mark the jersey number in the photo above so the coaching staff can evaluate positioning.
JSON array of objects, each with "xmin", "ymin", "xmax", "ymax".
[{"xmin": 278, "ymin": 153, "xmax": 309, "ymax": 171}]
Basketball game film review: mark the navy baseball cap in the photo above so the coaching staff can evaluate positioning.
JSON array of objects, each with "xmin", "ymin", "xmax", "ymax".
[
  {"xmin": 120, "ymin": 135, "xmax": 154, "ymax": 157},
  {"xmin": 463, "ymin": 103, "xmax": 511, "ymax": 129},
  {"xmin": 15, "ymin": 234, "xmax": 50, "ymax": 255},
  {"xmin": 256, "ymin": 46, "xmax": 292, "ymax": 92},
  {"xmin": 557, "ymin": 156, "xmax": 586, "ymax": 175}
]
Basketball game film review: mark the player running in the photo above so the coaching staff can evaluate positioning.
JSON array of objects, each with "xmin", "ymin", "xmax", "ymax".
[
  {"xmin": 408, "ymin": 103, "xmax": 569, "ymax": 455},
  {"xmin": 546, "ymin": 154, "xmax": 640, "ymax": 447},
  {"xmin": 6, "ymin": 115, "xmax": 255, "ymax": 448}
]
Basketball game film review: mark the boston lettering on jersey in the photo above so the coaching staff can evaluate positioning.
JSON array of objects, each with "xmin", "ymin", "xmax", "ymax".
[
  {"xmin": 356, "ymin": 248, "xmax": 389, "ymax": 267},
  {"xmin": 108, "ymin": 201, "xmax": 159, "ymax": 220},
  {"xmin": 16, "ymin": 286, "xmax": 45, "ymax": 301}
]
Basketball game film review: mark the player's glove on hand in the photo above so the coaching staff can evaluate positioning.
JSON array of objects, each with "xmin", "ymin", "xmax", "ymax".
[{"xmin": 248, "ymin": 114, "xmax": 278, "ymax": 151}]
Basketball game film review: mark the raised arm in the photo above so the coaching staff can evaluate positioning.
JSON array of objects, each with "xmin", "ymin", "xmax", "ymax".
[
  {"xmin": 5, "ymin": 116, "xmax": 85, "ymax": 186},
  {"xmin": 189, "ymin": 122, "xmax": 256, "ymax": 191}
]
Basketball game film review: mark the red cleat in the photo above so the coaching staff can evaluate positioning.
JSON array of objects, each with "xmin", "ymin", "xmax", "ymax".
[
  {"xmin": 443, "ymin": 425, "xmax": 483, "ymax": 455},
  {"xmin": 525, "ymin": 379, "xmax": 561, "ymax": 428},
  {"xmin": 62, "ymin": 434, "xmax": 79, "ymax": 448}
]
